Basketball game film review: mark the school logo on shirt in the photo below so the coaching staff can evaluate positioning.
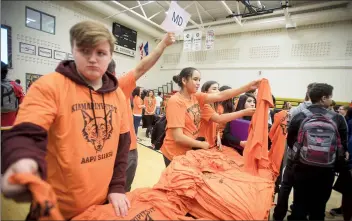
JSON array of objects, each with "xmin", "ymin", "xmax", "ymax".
[
  {"xmin": 279, "ymin": 112, "xmax": 289, "ymax": 135},
  {"xmin": 81, "ymin": 109, "xmax": 113, "ymax": 152},
  {"xmin": 187, "ymin": 103, "xmax": 201, "ymax": 135},
  {"xmin": 131, "ymin": 207, "xmax": 155, "ymax": 221}
]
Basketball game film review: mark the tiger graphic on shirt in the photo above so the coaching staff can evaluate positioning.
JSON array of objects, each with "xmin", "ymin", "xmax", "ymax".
[
  {"xmin": 187, "ymin": 103, "xmax": 201, "ymax": 135},
  {"xmin": 81, "ymin": 110, "xmax": 113, "ymax": 152}
]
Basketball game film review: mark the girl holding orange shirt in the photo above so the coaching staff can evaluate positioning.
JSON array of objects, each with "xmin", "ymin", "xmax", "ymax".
[
  {"xmin": 132, "ymin": 87, "xmax": 145, "ymax": 135},
  {"xmin": 143, "ymin": 90, "xmax": 156, "ymax": 138},
  {"xmin": 160, "ymin": 67, "xmax": 260, "ymax": 166},
  {"xmin": 199, "ymin": 81, "xmax": 255, "ymax": 149}
]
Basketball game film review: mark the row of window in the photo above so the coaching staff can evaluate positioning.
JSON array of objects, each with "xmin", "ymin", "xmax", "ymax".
[{"xmin": 26, "ymin": 6, "xmax": 55, "ymax": 35}]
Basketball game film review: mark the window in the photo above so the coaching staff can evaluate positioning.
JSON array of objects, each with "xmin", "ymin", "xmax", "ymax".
[{"xmin": 26, "ymin": 7, "xmax": 55, "ymax": 34}]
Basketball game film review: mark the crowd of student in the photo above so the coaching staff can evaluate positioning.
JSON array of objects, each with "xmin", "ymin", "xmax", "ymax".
[{"xmin": 1, "ymin": 20, "xmax": 352, "ymax": 221}]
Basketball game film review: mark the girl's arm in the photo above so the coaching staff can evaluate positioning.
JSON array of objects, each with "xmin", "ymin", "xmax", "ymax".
[
  {"xmin": 205, "ymin": 79, "xmax": 261, "ymax": 104},
  {"xmin": 210, "ymin": 108, "xmax": 255, "ymax": 124},
  {"xmin": 171, "ymin": 128, "xmax": 209, "ymax": 149}
]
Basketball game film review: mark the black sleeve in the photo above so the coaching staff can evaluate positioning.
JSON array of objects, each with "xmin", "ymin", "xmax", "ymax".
[
  {"xmin": 287, "ymin": 114, "xmax": 303, "ymax": 149},
  {"xmin": 108, "ymin": 132, "xmax": 131, "ymax": 194},
  {"xmin": 222, "ymin": 122, "xmax": 241, "ymax": 147},
  {"xmin": 336, "ymin": 115, "xmax": 348, "ymax": 152}
]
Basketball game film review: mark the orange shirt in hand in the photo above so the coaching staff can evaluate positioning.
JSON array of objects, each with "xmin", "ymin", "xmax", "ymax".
[
  {"xmin": 133, "ymin": 96, "xmax": 143, "ymax": 115},
  {"xmin": 243, "ymin": 79, "xmax": 274, "ymax": 176},
  {"xmin": 118, "ymin": 71, "xmax": 138, "ymax": 150},
  {"xmin": 199, "ymin": 104, "xmax": 218, "ymax": 148},
  {"xmin": 268, "ymin": 110, "xmax": 288, "ymax": 176},
  {"xmin": 144, "ymin": 97, "xmax": 156, "ymax": 115},
  {"xmin": 161, "ymin": 92, "xmax": 207, "ymax": 160},
  {"xmin": 9, "ymin": 173, "xmax": 64, "ymax": 221}
]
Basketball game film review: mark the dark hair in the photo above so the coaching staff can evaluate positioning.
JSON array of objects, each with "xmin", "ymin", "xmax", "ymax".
[
  {"xmin": 107, "ymin": 59, "xmax": 116, "ymax": 74},
  {"xmin": 305, "ymin": 82, "xmax": 316, "ymax": 101},
  {"xmin": 346, "ymin": 107, "xmax": 352, "ymax": 121},
  {"xmin": 272, "ymin": 95, "xmax": 276, "ymax": 106},
  {"xmin": 1, "ymin": 61, "xmax": 8, "ymax": 80},
  {"xmin": 235, "ymin": 94, "xmax": 256, "ymax": 121},
  {"xmin": 173, "ymin": 67, "xmax": 198, "ymax": 88},
  {"xmin": 148, "ymin": 90, "xmax": 155, "ymax": 98},
  {"xmin": 308, "ymin": 83, "xmax": 333, "ymax": 104},
  {"xmin": 15, "ymin": 79, "xmax": 21, "ymax": 84},
  {"xmin": 201, "ymin": 81, "xmax": 219, "ymax": 93},
  {"xmin": 158, "ymin": 91, "xmax": 162, "ymax": 96},
  {"xmin": 331, "ymin": 100, "xmax": 336, "ymax": 107},
  {"xmin": 132, "ymin": 87, "xmax": 141, "ymax": 98},
  {"xmin": 219, "ymin": 85, "xmax": 234, "ymax": 114},
  {"xmin": 235, "ymin": 94, "xmax": 256, "ymax": 112}
]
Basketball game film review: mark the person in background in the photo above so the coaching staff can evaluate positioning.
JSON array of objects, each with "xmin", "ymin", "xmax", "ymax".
[
  {"xmin": 221, "ymin": 93, "xmax": 256, "ymax": 155},
  {"xmin": 1, "ymin": 21, "xmax": 132, "ymax": 219},
  {"xmin": 286, "ymin": 83, "xmax": 348, "ymax": 221},
  {"xmin": 161, "ymin": 67, "xmax": 260, "ymax": 167},
  {"xmin": 283, "ymin": 101, "xmax": 292, "ymax": 110},
  {"xmin": 1, "ymin": 62, "xmax": 25, "ymax": 127},
  {"xmin": 144, "ymin": 90, "xmax": 156, "ymax": 138},
  {"xmin": 329, "ymin": 100, "xmax": 336, "ymax": 111},
  {"xmin": 330, "ymin": 107, "xmax": 352, "ymax": 218},
  {"xmin": 155, "ymin": 92, "xmax": 163, "ymax": 115},
  {"xmin": 132, "ymin": 87, "xmax": 145, "ymax": 135},
  {"xmin": 108, "ymin": 32, "xmax": 175, "ymax": 192},
  {"xmin": 15, "ymin": 79, "xmax": 20, "ymax": 85},
  {"xmin": 273, "ymin": 82, "xmax": 315, "ymax": 221},
  {"xmin": 338, "ymin": 106, "xmax": 349, "ymax": 121},
  {"xmin": 199, "ymin": 81, "xmax": 255, "ymax": 149}
]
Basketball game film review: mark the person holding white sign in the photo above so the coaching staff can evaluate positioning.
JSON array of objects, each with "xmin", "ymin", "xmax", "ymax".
[{"xmin": 160, "ymin": 67, "xmax": 261, "ymax": 167}]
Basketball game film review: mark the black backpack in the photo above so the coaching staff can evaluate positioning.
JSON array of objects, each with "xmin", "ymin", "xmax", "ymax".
[{"xmin": 151, "ymin": 116, "xmax": 167, "ymax": 150}]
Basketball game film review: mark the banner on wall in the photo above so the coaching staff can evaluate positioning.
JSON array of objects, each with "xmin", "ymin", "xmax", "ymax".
[
  {"xmin": 183, "ymin": 32, "xmax": 192, "ymax": 52},
  {"xmin": 205, "ymin": 30, "xmax": 215, "ymax": 50},
  {"xmin": 26, "ymin": 73, "xmax": 42, "ymax": 91},
  {"xmin": 192, "ymin": 31, "xmax": 202, "ymax": 51}
]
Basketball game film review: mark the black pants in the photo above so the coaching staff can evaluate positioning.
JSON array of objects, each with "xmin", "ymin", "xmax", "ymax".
[
  {"xmin": 163, "ymin": 155, "xmax": 171, "ymax": 167},
  {"xmin": 287, "ymin": 164, "xmax": 335, "ymax": 221},
  {"xmin": 273, "ymin": 159, "xmax": 294, "ymax": 221}
]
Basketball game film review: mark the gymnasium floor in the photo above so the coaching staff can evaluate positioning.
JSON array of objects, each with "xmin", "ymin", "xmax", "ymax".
[{"xmin": 1, "ymin": 127, "xmax": 343, "ymax": 220}]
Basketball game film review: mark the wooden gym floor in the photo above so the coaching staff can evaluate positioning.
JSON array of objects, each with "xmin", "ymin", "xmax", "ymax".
[{"xmin": 1, "ymin": 127, "xmax": 342, "ymax": 220}]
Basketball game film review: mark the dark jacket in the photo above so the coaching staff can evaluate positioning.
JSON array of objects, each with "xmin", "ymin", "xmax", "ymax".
[{"xmin": 287, "ymin": 104, "xmax": 348, "ymax": 152}]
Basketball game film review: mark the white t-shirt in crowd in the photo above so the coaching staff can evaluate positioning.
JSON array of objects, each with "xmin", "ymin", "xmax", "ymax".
[{"xmin": 155, "ymin": 96, "xmax": 163, "ymax": 107}]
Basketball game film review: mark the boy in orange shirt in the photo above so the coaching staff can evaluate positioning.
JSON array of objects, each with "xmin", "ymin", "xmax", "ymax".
[{"xmin": 2, "ymin": 21, "xmax": 132, "ymax": 219}]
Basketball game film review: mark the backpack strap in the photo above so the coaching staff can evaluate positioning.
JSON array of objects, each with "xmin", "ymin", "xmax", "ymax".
[{"xmin": 301, "ymin": 108, "xmax": 313, "ymax": 118}]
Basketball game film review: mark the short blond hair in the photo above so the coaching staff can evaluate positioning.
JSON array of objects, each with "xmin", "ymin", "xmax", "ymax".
[{"xmin": 70, "ymin": 21, "xmax": 116, "ymax": 54}]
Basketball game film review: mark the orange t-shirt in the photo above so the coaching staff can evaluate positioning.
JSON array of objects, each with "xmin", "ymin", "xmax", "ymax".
[
  {"xmin": 144, "ymin": 97, "xmax": 156, "ymax": 115},
  {"xmin": 243, "ymin": 79, "xmax": 274, "ymax": 176},
  {"xmin": 161, "ymin": 92, "xmax": 207, "ymax": 160},
  {"xmin": 9, "ymin": 173, "xmax": 64, "ymax": 221},
  {"xmin": 133, "ymin": 96, "xmax": 143, "ymax": 115},
  {"xmin": 199, "ymin": 104, "xmax": 218, "ymax": 148},
  {"xmin": 268, "ymin": 110, "xmax": 288, "ymax": 175},
  {"xmin": 118, "ymin": 71, "xmax": 138, "ymax": 150},
  {"xmin": 14, "ymin": 73, "xmax": 130, "ymax": 219}
]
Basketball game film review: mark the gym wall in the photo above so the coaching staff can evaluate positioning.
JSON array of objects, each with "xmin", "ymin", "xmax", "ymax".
[
  {"xmin": 1, "ymin": 1, "xmax": 160, "ymax": 90},
  {"xmin": 161, "ymin": 21, "xmax": 352, "ymax": 101}
]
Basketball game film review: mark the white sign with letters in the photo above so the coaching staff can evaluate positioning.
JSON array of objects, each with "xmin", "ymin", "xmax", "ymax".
[
  {"xmin": 161, "ymin": 1, "xmax": 191, "ymax": 35},
  {"xmin": 183, "ymin": 32, "xmax": 192, "ymax": 52},
  {"xmin": 192, "ymin": 31, "xmax": 202, "ymax": 51}
]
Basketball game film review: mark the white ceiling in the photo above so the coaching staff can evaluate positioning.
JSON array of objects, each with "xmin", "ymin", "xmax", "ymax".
[{"xmin": 115, "ymin": 1, "xmax": 332, "ymax": 26}]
